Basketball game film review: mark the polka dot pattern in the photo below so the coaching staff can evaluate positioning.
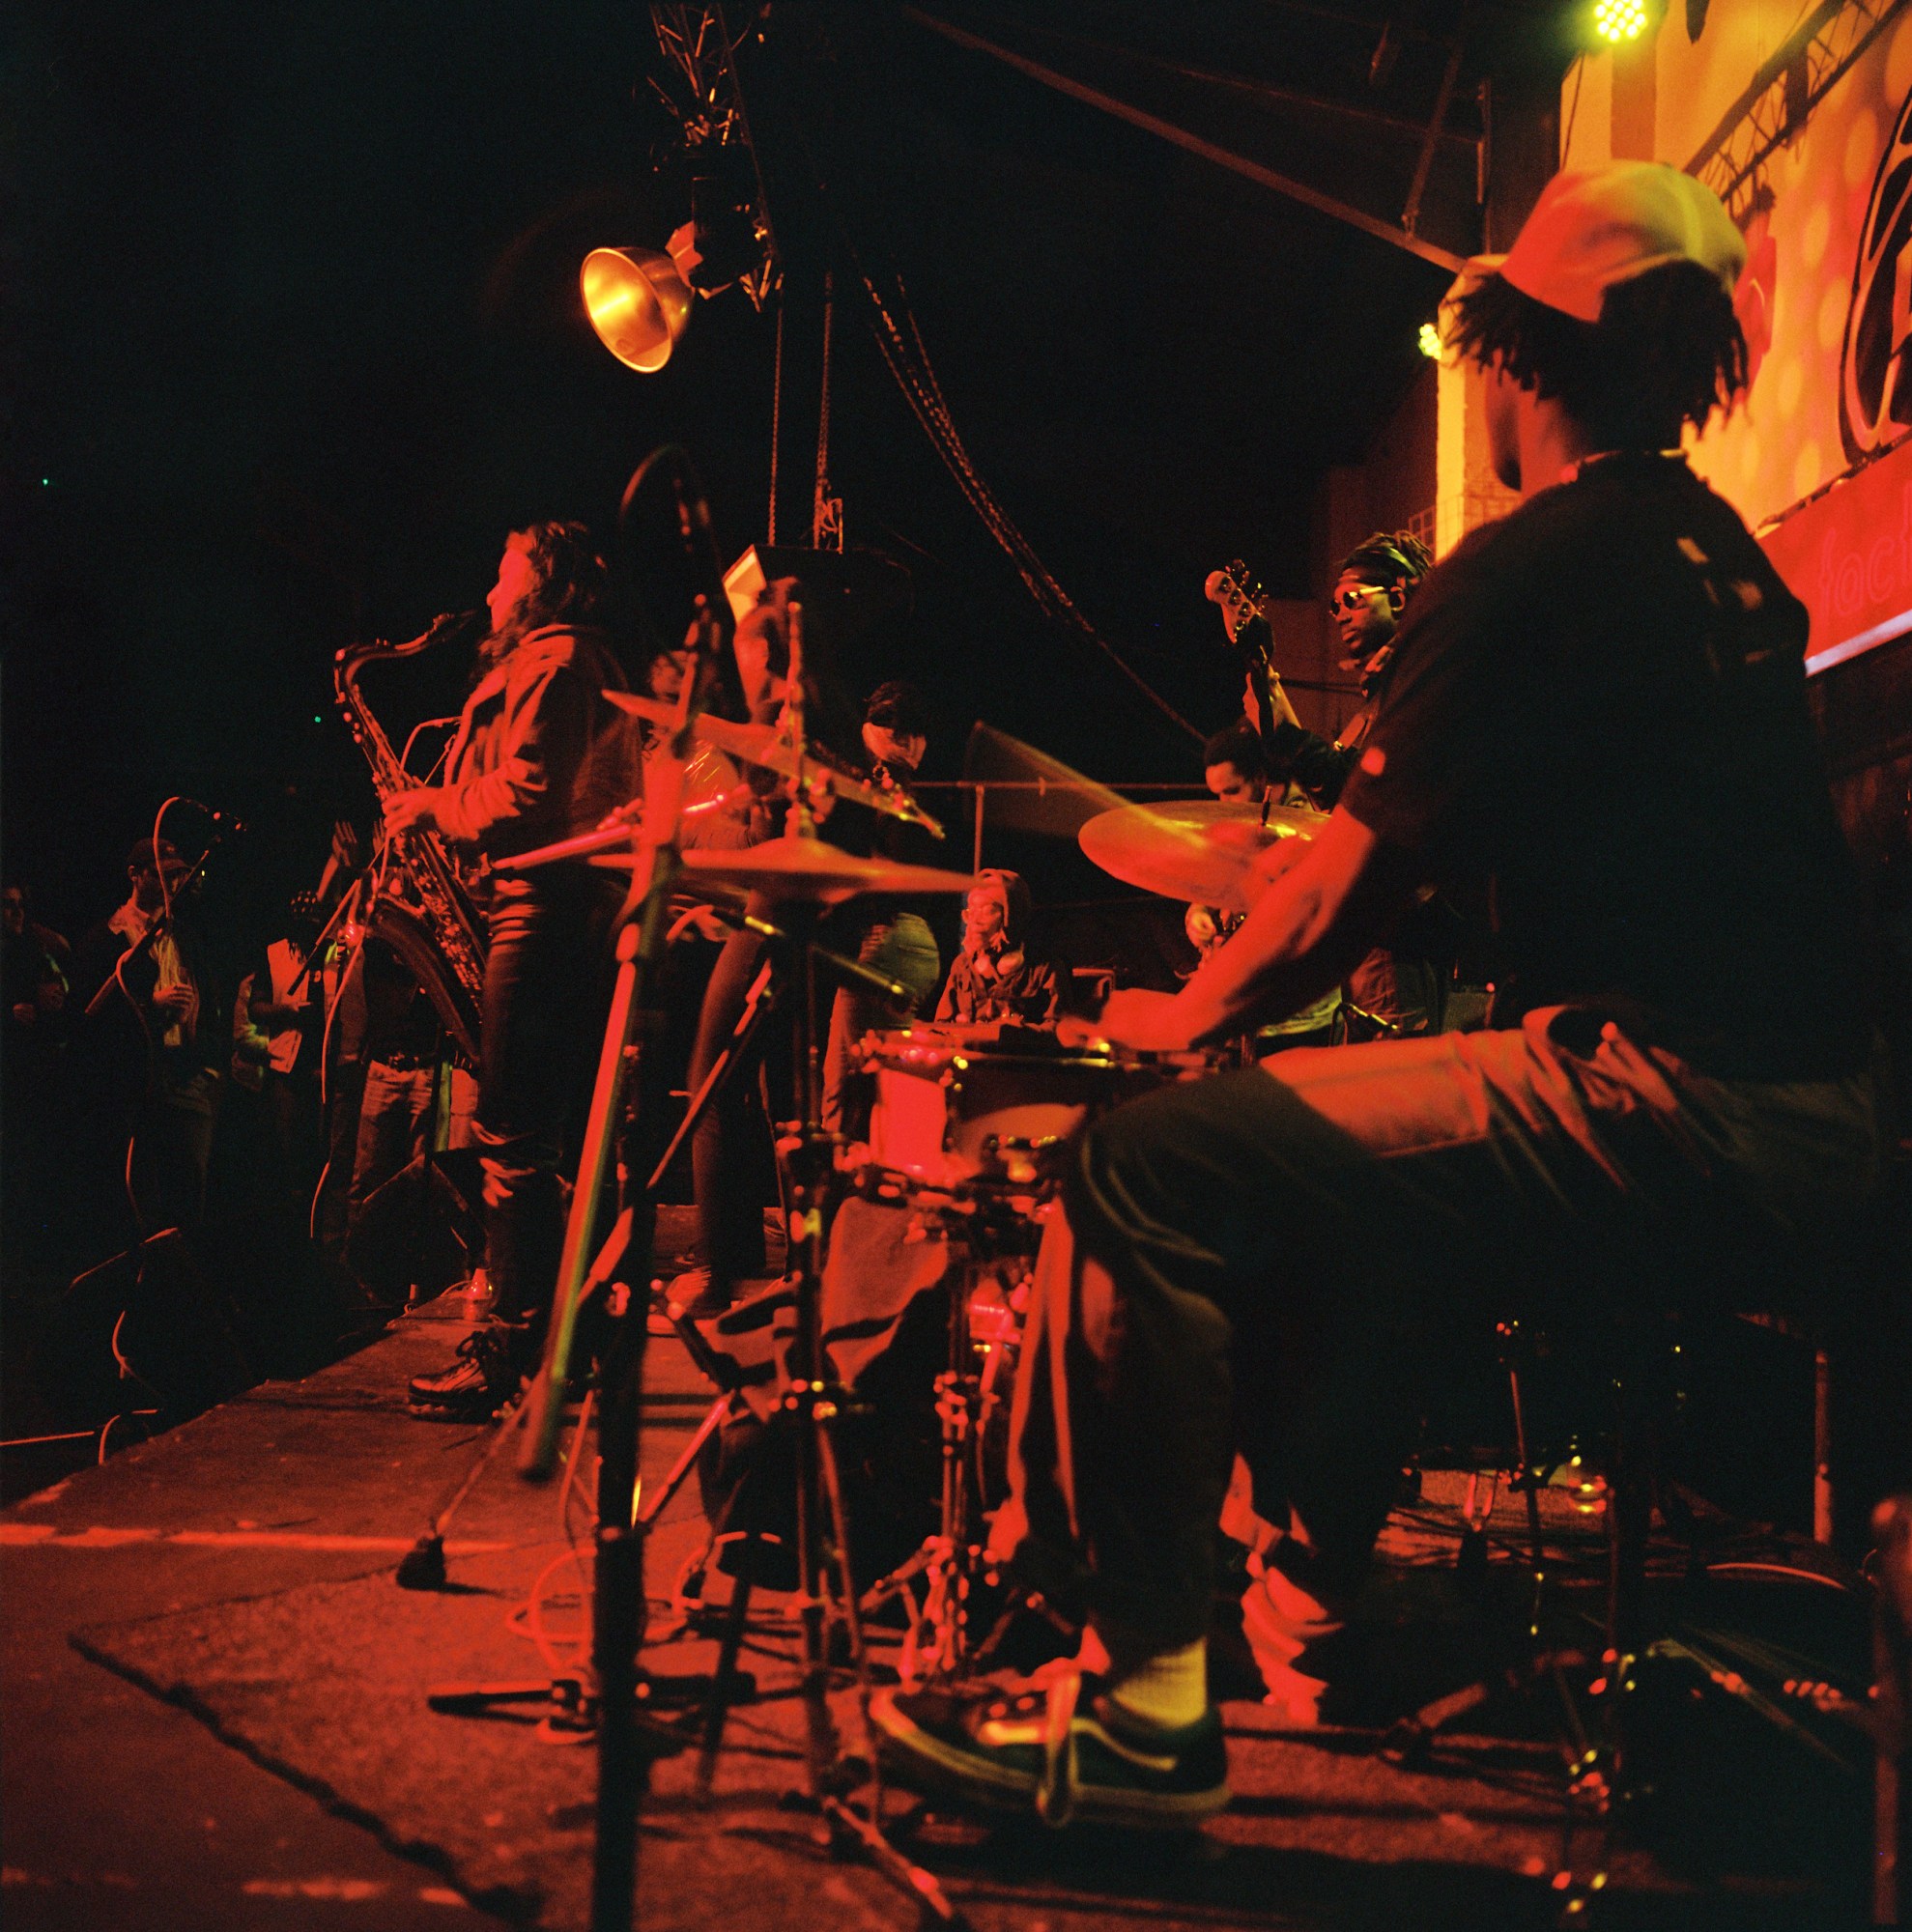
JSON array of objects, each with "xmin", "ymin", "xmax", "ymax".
[{"xmin": 1686, "ymin": 19, "xmax": 1909, "ymax": 526}]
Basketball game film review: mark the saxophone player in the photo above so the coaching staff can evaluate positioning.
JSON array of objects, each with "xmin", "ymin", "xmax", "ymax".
[{"xmin": 384, "ymin": 521, "xmax": 641, "ymax": 1419}]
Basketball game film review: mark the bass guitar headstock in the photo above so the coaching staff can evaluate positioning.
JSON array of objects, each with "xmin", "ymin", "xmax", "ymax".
[{"xmin": 1203, "ymin": 558, "xmax": 1272, "ymax": 649}]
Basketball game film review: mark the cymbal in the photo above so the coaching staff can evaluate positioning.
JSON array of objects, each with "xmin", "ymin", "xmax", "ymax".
[
  {"xmin": 1077, "ymin": 797, "xmax": 1324, "ymax": 913},
  {"xmin": 604, "ymin": 691, "xmax": 942, "ymax": 837},
  {"xmin": 589, "ymin": 833, "xmax": 978, "ymax": 905}
]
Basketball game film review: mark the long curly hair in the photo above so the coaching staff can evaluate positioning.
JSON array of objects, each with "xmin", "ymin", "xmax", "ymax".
[{"xmin": 513, "ymin": 519, "xmax": 610, "ymax": 629}]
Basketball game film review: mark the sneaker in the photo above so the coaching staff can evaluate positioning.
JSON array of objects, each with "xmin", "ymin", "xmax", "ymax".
[
  {"xmin": 871, "ymin": 1664, "xmax": 1228, "ymax": 1829},
  {"xmin": 407, "ymin": 1322, "xmax": 529, "ymax": 1421}
]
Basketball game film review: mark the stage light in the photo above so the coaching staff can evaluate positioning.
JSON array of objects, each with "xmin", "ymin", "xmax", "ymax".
[
  {"xmin": 581, "ymin": 244, "xmax": 695, "ymax": 374},
  {"xmin": 1592, "ymin": 0, "xmax": 1651, "ymax": 43},
  {"xmin": 1418, "ymin": 322, "xmax": 1441, "ymax": 358}
]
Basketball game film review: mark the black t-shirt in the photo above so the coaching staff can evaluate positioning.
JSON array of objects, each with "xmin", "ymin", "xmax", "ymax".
[{"xmin": 1338, "ymin": 452, "xmax": 1869, "ymax": 1080}]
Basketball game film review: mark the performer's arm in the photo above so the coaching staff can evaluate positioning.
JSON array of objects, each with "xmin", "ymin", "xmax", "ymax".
[
  {"xmin": 1098, "ymin": 809, "xmax": 1418, "ymax": 1051},
  {"xmin": 390, "ymin": 661, "xmax": 587, "ymax": 845}
]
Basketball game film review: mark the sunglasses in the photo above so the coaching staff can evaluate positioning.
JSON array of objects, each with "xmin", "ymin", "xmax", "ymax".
[{"xmin": 1330, "ymin": 584, "xmax": 1387, "ymax": 614}]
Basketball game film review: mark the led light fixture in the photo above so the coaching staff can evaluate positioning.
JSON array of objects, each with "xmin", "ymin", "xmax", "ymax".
[{"xmin": 1593, "ymin": 0, "xmax": 1651, "ymax": 43}]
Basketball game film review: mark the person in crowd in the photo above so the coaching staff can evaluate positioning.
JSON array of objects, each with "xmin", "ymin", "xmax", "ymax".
[
  {"xmin": 4, "ymin": 879, "xmax": 76, "ymax": 1254},
  {"xmin": 75, "ymin": 838, "xmax": 224, "ymax": 1234},
  {"xmin": 1185, "ymin": 725, "xmax": 1341, "ymax": 1050},
  {"xmin": 4, "ymin": 880, "xmax": 73, "ymax": 1032},
  {"xmin": 935, "ymin": 869, "xmax": 1063, "ymax": 1029}
]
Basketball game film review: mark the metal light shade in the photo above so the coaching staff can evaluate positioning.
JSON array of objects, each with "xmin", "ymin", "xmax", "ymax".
[{"xmin": 581, "ymin": 246, "xmax": 693, "ymax": 374}]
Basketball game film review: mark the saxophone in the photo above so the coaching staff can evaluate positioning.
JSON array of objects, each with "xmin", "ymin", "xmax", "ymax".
[{"xmin": 333, "ymin": 619, "xmax": 489, "ymax": 1062}]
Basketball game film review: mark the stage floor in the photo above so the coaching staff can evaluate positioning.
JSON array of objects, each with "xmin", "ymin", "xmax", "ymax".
[{"xmin": 0, "ymin": 1212, "xmax": 1874, "ymax": 1931}]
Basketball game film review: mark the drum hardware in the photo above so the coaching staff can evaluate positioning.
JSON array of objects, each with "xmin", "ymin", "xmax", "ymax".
[
  {"xmin": 502, "ymin": 521, "xmax": 972, "ymax": 1929},
  {"xmin": 857, "ymin": 1247, "xmax": 1030, "ymax": 1686},
  {"xmin": 842, "ymin": 1026, "xmax": 1232, "ymax": 1684},
  {"xmin": 604, "ymin": 690, "xmax": 946, "ymax": 838}
]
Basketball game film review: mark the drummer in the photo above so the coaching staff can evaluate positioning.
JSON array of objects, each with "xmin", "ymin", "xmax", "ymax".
[
  {"xmin": 873, "ymin": 162, "xmax": 1884, "ymax": 1826},
  {"xmin": 934, "ymin": 869, "xmax": 1063, "ymax": 1030}
]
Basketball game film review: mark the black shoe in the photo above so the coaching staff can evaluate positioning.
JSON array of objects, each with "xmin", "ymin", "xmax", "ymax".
[
  {"xmin": 407, "ymin": 1323, "xmax": 528, "ymax": 1421},
  {"xmin": 871, "ymin": 1665, "xmax": 1229, "ymax": 1829}
]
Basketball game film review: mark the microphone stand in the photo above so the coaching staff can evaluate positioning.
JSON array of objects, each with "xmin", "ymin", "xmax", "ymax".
[{"xmin": 515, "ymin": 588, "xmax": 724, "ymax": 1932}]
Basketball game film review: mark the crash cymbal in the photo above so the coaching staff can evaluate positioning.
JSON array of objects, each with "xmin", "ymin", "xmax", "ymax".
[
  {"xmin": 1077, "ymin": 797, "xmax": 1324, "ymax": 913},
  {"xmin": 605, "ymin": 691, "xmax": 942, "ymax": 837}
]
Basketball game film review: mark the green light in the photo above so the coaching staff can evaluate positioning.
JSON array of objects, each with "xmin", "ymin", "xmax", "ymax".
[
  {"xmin": 1417, "ymin": 322, "xmax": 1441, "ymax": 358},
  {"xmin": 1593, "ymin": 0, "xmax": 1650, "ymax": 42},
  {"xmin": 313, "ymin": 715, "xmax": 323, "ymax": 724}
]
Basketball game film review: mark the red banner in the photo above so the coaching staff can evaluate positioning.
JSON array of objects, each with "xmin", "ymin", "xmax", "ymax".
[{"xmin": 1757, "ymin": 434, "xmax": 1912, "ymax": 675}]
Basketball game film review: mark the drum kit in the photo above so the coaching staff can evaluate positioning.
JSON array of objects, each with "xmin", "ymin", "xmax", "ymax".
[
  {"xmin": 491, "ymin": 649, "xmax": 1321, "ymax": 1924},
  {"xmin": 499, "ymin": 692, "xmax": 1327, "ymax": 1655}
]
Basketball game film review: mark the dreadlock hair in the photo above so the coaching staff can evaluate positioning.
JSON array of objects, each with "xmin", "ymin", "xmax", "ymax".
[
  {"xmin": 1202, "ymin": 720, "xmax": 1268, "ymax": 779},
  {"xmin": 864, "ymin": 679, "xmax": 930, "ymax": 740},
  {"xmin": 1337, "ymin": 530, "xmax": 1434, "ymax": 597},
  {"xmin": 512, "ymin": 519, "xmax": 610, "ymax": 629},
  {"xmin": 1445, "ymin": 261, "xmax": 1748, "ymax": 450}
]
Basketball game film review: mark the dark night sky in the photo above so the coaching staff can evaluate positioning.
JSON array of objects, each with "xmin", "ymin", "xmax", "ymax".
[{"xmin": 4, "ymin": 0, "xmax": 1568, "ymax": 942}]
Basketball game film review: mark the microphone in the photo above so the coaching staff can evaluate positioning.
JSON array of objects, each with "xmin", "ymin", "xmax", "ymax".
[{"xmin": 618, "ymin": 444, "xmax": 733, "ymax": 647}]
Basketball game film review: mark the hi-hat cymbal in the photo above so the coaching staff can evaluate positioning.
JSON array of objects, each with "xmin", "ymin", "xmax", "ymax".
[
  {"xmin": 1078, "ymin": 797, "xmax": 1324, "ymax": 913},
  {"xmin": 604, "ymin": 691, "xmax": 942, "ymax": 836},
  {"xmin": 584, "ymin": 834, "xmax": 977, "ymax": 905}
]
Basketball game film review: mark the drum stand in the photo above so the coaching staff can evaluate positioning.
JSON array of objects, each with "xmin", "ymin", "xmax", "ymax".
[
  {"xmin": 514, "ymin": 868, "xmax": 961, "ymax": 1932},
  {"xmin": 857, "ymin": 1179, "xmax": 1040, "ymax": 1685}
]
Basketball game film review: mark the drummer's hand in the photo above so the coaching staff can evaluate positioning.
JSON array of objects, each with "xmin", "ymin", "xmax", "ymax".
[
  {"xmin": 1093, "ymin": 986, "xmax": 1198, "ymax": 1054},
  {"xmin": 1184, "ymin": 903, "xmax": 1220, "ymax": 953}
]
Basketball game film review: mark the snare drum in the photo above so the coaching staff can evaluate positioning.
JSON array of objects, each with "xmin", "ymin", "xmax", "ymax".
[{"xmin": 859, "ymin": 1024, "xmax": 1179, "ymax": 1188}]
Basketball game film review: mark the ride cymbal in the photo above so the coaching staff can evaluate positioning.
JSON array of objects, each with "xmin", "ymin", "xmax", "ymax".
[{"xmin": 1077, "ymin": 797, "xmax": 1323, "ymax": 913}]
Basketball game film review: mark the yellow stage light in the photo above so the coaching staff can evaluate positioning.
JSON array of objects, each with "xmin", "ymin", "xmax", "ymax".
[
  {"xmin": 1592, "ymin": 0, "xmax": 1650, "ymax": 43},
  {"xmin": 1417, "ymin": 322, "xmax": 1442, "ymax": 358}
]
